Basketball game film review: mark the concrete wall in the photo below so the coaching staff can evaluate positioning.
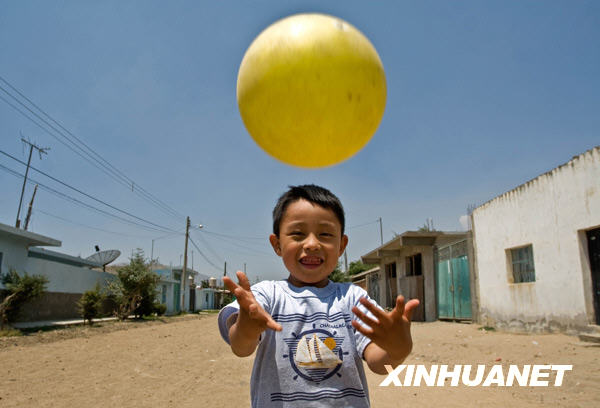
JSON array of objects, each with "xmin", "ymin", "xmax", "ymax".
[
  {"xmin": 0, "ymin": 235, "xmax": 117, "ymax": 321},
  {"xmin": 157, "ymin": 282, "xmax": 177, "ymax": 315},
  {"xmin": 26, "ymin": 257, "xmax": 115, "ymax": 294},
  {"xmin": 0, "ymin": 236, "xmax": 30, "ymax": 288},
  {"xmin": 377, "ymin": 246, "xmax": 436, "ymax": 321},
  {"xmin": 195, "ymin": 288, "xmax": 215, "ymax": 310},
  {"xmin": 472, "ymin": 147, "xmax": 600, "ymax": 332}
]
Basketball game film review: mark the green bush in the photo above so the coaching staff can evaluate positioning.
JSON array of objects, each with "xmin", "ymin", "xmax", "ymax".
[
  {"xmin": 0, "ymin": 269, "xmax": 48, "ymax": 329},
  {"xmin": 77, "ymin": 283, "xmax": 104, "ymax": 325},
  {"xmin": 106, "ymin": 249, "xmax": 159, "ymax": 320},
  {"xmin": 153, "ymin": 303, "xmax": 167, "ymax": 316}
]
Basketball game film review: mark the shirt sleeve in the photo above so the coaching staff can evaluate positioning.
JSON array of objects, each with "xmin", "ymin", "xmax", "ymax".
[
  {"xmin": 217, "ymin": 281, "xmax": 272, "ymax": 345},
  {"xmin": 350, "ymin": 286, "xmax": 383, "ymax": 360}
]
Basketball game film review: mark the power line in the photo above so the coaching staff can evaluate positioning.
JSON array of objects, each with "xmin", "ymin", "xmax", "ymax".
[
  {"xmin": 188, "ymin": 237, "xmax": 223, "ymax": 272},
  {"xmin": 199, "ymin": 229, "xmax": 272, "ymax": 256},
  {"xmin": 191, "ymin": 229, "xmax": 225, "ymax": 264},
  {"xmin": 0, "ymin": 77, "xmax": 186, "ymax": 222},
  {"xmin": 0, "ymin": 163, "xmax": 175, "ymax": 234},
  {"xmin": 347, "ymin": 219, "xmax": 379, "ymax": 230},
  {"xmin": 0, "ymin": 149, "xmax": 179, "ymax": 233},
  {"xmin": 35, "ymin": 208, "xmax": 158, "ymax": 239},
  {"xmin": 199, "ymin": 229, "xmax": 264, "ymax": 241}
]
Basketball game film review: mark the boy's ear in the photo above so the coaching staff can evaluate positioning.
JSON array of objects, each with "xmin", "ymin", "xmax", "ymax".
[
  {"xmin": 339, "ymin": 234, "xmax": 349, "ymax": 256},
  {"xmin": 269, "ymin": 234, "xmax": 282, "ymax": 256}
]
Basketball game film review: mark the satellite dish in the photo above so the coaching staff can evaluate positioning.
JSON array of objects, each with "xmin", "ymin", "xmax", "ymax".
[{"xmin": 86, "ymin": 250, "xmax": 121, "ymax": 271}]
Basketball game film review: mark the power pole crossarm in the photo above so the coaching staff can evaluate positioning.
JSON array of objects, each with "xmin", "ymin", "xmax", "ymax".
[{"xmin": 15, "ymin": 138, "xmax": 49, "ymax": 228}]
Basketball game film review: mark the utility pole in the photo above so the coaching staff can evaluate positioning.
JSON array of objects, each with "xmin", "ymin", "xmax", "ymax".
[
  {"xmin": 181, "ymin": 216, "xmax": 190, "ymax": 312},
  {"xmin": 378, "ymin": 217, "xmax": 383, "ymax": 246},
  {"xmin": 224, "ymin": 261, "xmax": 227, "ymax": 277},
  {"xmin": 23, "ymin": 184, "xmax": 38, "ymax": 231},
  {"xmin": 344, "ymin": 250, "xmax": 348, "ymax": 273},
  {"xmin": 15, "ymin": 138, "xmax": 49, "ymax": 228}
]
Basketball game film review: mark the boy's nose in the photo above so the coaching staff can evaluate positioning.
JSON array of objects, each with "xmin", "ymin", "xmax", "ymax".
[{"xmin": 303, "ymin": 233, "xmax": 321, "ymax": 251}]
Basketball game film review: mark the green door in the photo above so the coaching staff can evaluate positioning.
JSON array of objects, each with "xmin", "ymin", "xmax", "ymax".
[
  {"xmin": 451, "ymin": 255, "xmax": 472, "ymax": 319},
  {"xmin": 436, "ymin": 259, "xmax": 454, "ymax": 318},
  {"xmin": 436, "ymin": 241, "xmax": 472, "ymax": 319},
  {"xmin": 174, "ymin": 283, "xmax": 181, "ymax": 312}
]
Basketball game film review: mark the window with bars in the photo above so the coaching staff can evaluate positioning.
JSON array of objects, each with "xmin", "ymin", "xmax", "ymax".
[{"xmin": 509, "ymin": 245, "xmax": 536, "ymax": 283}]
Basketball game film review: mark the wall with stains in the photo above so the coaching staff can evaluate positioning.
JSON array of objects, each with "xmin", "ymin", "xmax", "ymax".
[{"xmin": 472, "ymin": 147, "xmax": 600, "ymax": 332}]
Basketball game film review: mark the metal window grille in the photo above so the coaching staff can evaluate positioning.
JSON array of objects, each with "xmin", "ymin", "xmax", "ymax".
[{"xmin": 511, "ymin": 245, "xmax": 536, "ymax": 283}]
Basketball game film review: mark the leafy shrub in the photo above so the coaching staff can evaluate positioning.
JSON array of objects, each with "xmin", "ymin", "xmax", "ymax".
[
  {"xmin": 153, "ymin": 303, "xmax": 167, "ymax": 316},
  {"xmin": 77, "ymin": 283, "xmax": 104, "ymax": 325},
  {"xmin": 106, "ymin": 249, "xmax": 159, "ymax": 320},
  {"xmin": 0, "ymin": 269, "xmax": 48, "ymax": 329}
]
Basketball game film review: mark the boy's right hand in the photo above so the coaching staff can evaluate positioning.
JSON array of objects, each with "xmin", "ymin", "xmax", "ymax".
[{"xmin": 223, "ymin": 271, "xmax": 282, "ymax": 336}]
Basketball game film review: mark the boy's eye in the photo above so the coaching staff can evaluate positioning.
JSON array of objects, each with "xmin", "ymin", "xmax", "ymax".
[
  {"xmin": 290, "ymin": 231, "xmax": 304, "ymax": 236},
  {"xmin": 320, "ymin": 233, "xmax": 334, "ymax": 237}
]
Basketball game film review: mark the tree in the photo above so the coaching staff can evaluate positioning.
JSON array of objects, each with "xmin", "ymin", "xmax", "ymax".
[
  {"xmin": 347, "ymin": 260, "xmax": 377, "ymax": 276},
  {"xmin": 0, "ymin": 269, "xmax": 48, "ymax": 329},
  {"xmin": 107, "ymin": 249, "xmax": 159, "ymax": 320},
  {"xmin": 328, "ymin": 262, "xmax": 349, "ymax": 283}
]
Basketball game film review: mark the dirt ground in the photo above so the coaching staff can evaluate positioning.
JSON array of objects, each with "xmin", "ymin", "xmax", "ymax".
[{"xmin": 1, "ymin": 314, "xmax": 599, "ymax": 408}]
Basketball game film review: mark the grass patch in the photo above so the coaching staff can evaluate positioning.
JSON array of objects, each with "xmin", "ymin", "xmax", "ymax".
[
  {"xmin": 479, "ymin": 326, "xmax": 496, "ymax": 332},
  {"xmin": 0, "ymin": 328, "xmax": 23, "ymax": 337}
]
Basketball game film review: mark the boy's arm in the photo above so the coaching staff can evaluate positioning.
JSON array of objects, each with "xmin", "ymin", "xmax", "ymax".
[
  {"xmin": 223, "ymin": 271, "xmax": 282, "ymax": 357},
  {"xmin": 352, "ymin": 296, "xmax": 419, "ymax": 375}
]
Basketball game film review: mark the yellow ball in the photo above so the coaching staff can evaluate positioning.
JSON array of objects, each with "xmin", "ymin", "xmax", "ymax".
[{"xmin": 237, "ymin": 13, "xmax": 387, "ymax": 168}]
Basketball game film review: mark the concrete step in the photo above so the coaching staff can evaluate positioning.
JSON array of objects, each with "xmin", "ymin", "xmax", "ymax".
[
  {"xmin": 578, "ymin": 332, "xmax": 600, "ymax": 344},
  {"xmin": 586, "ymin": 325, "xmax": 600, "ymax": 335}
]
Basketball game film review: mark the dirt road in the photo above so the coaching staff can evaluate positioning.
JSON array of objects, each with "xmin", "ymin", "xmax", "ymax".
[{"xmin": 1, "ymin": 314, "xmax": 598, "ymax": 407}]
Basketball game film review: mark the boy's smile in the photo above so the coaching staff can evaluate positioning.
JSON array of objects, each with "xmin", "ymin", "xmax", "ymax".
[{"xmin": 270, "ymin": 199, "xmax": 348, "ymax": 288}]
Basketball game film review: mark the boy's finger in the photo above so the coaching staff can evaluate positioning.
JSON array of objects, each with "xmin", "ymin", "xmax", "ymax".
[
  {"xmin": 351, "ymin": 320, "xmax": 375, "ymax": 339},
  {"xmin": 236, "ymin": 270, "xmax": 252, "ymax": 291},
  {"xmin": 351, "ymin": 306, "xmax": 379, "ymax": 328},
  {"xmin": 403, "ymin": 299, "xmax": 420, "ymax": 322},
  {"xmin": 392, "ymin": 295, "xmax": 406, "ymax": 320},
  {"xmin": 266, "ymin": 318, "xmax": 282, "ymax": 332},
  {"xmin": 223, "ymin": 276, "xmax": 239, "ymax": 293},
  {"xmin": 358, "ymin": 297, "xmax": 386, "ymax": 319}
]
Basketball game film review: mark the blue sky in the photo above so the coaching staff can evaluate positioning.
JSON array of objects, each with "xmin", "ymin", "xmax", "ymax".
[{"xmin": 1, "ymin": 1, "xmax": 598, "ymax": 282}]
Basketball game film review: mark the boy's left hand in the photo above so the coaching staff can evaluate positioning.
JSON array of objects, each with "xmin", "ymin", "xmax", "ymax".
[{"xmin": 351, "ymin": 296, "xmax": 420, "ymax": 361}]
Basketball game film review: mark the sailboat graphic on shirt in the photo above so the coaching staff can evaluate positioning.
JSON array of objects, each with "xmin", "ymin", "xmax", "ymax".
[{"xmin": 294, "ymin": 333, "xmax": 343, "ymax": 368}]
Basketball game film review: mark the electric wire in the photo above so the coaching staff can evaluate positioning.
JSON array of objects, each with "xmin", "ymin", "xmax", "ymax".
[
  {"xmin": 191, "ymin": 229, "xmax": 225, "ymax": 264},
  {"xmin": 199, "ymin": 229, "xmax": 272, "ymax": 256},
  {"xmin": 0, "ymin": 163, "xmax": 176, "ymax": 233},
  {"xmin": 0, "ymin": 77, "xmax": 186, "ymax": 222},
  {"xmin": 35, "ymin": 208, "xmax": 159, "ymax": 239},
  {"xmin": 188, "ymin": 237, "xmax": 223, "ymax": 272},
  {"xmin": 0, "ymin": 149, "xmax": 179, "ymax": 233},
  {"xmin": 347, "ymin": 219, "xmax": 379, "ymax": 230}
]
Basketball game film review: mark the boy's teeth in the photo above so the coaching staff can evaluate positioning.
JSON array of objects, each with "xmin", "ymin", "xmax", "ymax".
[{"xmin": 301, "ymin": 257, "xmax": 321, "ymax": 265}]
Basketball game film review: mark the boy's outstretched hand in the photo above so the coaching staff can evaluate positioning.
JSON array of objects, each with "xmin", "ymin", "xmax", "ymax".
[
  {"xmin": 223, "ymin": 271, "xmax": 281, "ymax": 357},
  {"xmin": 351, "ymin": 295, "xmax": 420, "ymax": 375}
]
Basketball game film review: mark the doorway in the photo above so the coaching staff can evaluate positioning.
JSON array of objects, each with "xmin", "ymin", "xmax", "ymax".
[{"xmin": 587, "ymin": 228, "xmax": 600, "ymax": 325}]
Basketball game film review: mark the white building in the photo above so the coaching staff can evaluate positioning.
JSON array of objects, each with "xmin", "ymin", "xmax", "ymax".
[
  {"xmin": 0, "ymin": 222, "xmax": 115, "ymax": 321},
  {"xmin": 471, "ymin": 146, "xmax": 600, "ymax": 332}
]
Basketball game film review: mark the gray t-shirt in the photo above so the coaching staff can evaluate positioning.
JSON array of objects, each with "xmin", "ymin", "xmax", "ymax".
[{"xmin": 218, "ymin": 280, "xmax": 376, "ymax": 407}]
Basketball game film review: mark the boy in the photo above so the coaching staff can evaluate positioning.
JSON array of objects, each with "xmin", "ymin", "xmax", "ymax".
[{"xmin": 219, "ymin": 185, "xmax": 419, "ymax": 407}]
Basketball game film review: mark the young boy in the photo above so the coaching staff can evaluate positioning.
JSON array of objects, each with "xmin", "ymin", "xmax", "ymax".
[{"xmin": 219, "ymin": 185, "xmax": 419, "ymax": 407}]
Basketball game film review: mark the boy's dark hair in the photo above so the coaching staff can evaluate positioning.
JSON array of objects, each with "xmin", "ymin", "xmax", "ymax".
[{"xmin": 272, "ymin": 184, "xmax": 345, "ymax": 236}]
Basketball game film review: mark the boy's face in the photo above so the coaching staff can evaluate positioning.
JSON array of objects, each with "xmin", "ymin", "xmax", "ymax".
[{"xmin": 269, "ymin": 198, "xmax": 348, "ymax": 288}]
